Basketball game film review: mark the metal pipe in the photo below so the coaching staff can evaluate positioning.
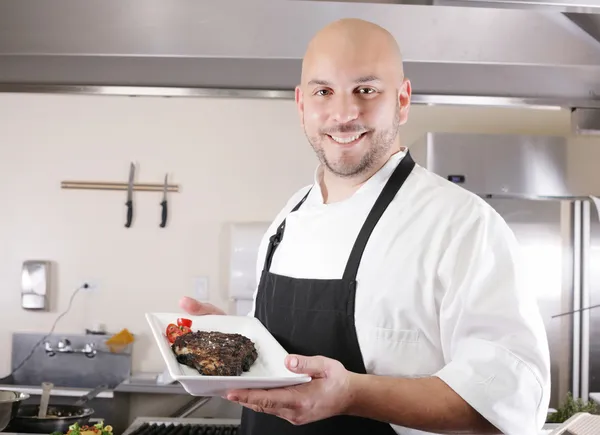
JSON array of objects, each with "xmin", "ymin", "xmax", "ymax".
[{"xmin": 169, "ymin": 397, "xmax": 211, "ymax": 418}]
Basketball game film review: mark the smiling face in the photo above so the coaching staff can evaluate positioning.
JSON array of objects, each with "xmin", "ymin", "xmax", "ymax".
[{"xmin": 296, "ymin": 19, "xmax": 412, "ymax": 179}]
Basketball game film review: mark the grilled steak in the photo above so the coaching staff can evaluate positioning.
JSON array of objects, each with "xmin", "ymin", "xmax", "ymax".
[{"xmin": 171, "ymin": 330, "xmax": 258, "ymax": 376}]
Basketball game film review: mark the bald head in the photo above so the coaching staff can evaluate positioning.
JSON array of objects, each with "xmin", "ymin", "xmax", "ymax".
[
  {"xmin": 301, "ymin": 18, "xmax": 404, "ymax": 87},
  {"xmin": 295, "ymin": 18, "xmax": 411, "ymax": 183}
]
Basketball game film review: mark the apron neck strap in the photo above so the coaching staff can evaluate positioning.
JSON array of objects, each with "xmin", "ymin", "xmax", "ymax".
[{"xmin": 342, "ymin": 151, "xmax": 415, "ymax": 281}]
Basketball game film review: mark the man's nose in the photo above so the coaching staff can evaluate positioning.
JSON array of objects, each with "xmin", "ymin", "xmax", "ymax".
[{"xmin": 330, "ymin": 95, "xmax": 359, "ymax": 124}]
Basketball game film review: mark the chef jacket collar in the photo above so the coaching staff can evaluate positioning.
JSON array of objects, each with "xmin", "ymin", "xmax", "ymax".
[{"xmin": 309, "ymin": 147, "xmax": 409, "ymax": 206}]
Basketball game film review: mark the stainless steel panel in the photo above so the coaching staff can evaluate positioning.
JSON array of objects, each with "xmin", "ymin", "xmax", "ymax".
[
  {"xmin": 423, "ymin": 132, "xmax": 571, "ymax": 198},
  {"xmin": 564, "ymin": 13, "xmax": 600, "ymax": 45},
  {"xmin": 3, "ymin": 0, "xmax": 600, "ymax": 64},
  {"xmin": 485, "ymin": 198, "xmax": 570, "ymax": 408},
  {"xmin": 2, "ymin": 62, "xmax": 600, "ymax": 109},
  {"xmin": 0, "ymin": 84, "xmax": 586, "ymax": 110},
  {"xmin": 4, "ymin": 332, "xmax": 132, "ymax": 389},
  {"xmin": 1, "ymin": 0, "xmax": 600, "ymax": 106},
  {"xmin": 572, "ymin": 108, "xmax": 600, "ymax": 135},
  {"xmin": 434, "ymin": 0, "xmax": 600, "ymax": 12},
  {"xmin": 586, "ymin": 199, "xmax": 600, "ymax": 396}
]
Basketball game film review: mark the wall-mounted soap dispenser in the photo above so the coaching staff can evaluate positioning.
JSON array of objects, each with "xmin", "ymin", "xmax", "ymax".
[{"xmin": 21, "ymin": 260, "xmax": 51, "ymax": 310}]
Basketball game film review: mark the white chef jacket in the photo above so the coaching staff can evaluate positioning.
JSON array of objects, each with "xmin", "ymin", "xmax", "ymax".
[{"xmin": 248, "ymin": 148, "xmax": 551, "ymax": 435}]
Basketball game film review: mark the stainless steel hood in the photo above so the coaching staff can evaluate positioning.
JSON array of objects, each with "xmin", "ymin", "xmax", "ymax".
[
  {"xmin": 413, "ymin": 132, "xmax": 594, "ymax": 199},
  {"xmin": 1, "ymin": 0, "xmax": 600, "ymax": 110},
  {"xmin": 431, "ymin": 0, "xmax": 600, "ymax": 12}
]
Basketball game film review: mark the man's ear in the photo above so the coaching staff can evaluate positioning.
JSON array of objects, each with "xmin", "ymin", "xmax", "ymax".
[
  {"xmin": 295, "ymin": 85, "xmax": 305, "ymax": 128},
  {"xmin": 398, "ymin": 78, "xmax": 412, "ymax": 125}
]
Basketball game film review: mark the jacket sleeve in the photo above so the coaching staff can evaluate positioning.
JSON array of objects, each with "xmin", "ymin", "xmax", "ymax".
[{"xmin": 433, "ymin": 201, "xmax": 551, "ymax": 435}]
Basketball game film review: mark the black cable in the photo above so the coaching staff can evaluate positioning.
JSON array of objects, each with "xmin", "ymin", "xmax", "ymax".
[{"xmin": 7, "ymin": 282, "xmax": 89, "ymax": 377}]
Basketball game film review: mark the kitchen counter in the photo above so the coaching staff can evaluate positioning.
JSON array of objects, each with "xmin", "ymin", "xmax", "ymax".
[
  {"xmin": 0, "ymin": 372, "xmax": 187, "ymax": 397},
  {"xmin": 0, "ymin": 383, "xmax": 114, "ymax": 398},
  {"xmin": 113, "ymin": 372, "xmax": 187, "ymax": 395}
]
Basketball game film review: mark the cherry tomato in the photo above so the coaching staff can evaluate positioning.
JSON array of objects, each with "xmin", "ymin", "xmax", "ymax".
[
  {"xmin": 166, "ymin": 323, "xmax": 192, "ymax": 344},
  {"xmin": 166, "ymin": 324, "xmax": 180, "ymax": 343},
  {"xmin": 177, "ymin": 317, "xmax": 192, "ymax": 328}
]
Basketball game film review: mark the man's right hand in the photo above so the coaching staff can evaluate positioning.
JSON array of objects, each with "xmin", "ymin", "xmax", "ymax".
[{"xmin": 179, "ymin": 296, "xmax": 226, "ymax": 316}]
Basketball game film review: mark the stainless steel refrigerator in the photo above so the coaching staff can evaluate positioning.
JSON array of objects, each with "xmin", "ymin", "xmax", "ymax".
[{"xmin": 412, "ymin": 132, "xmax": 600, "ymax": 409}]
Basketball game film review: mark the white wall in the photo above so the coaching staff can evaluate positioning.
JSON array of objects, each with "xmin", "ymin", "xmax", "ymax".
[
  {"xmin": 1, "ymin": 92, "xmax": 599, "ymax": 418},
  {"xmin": 0, "ymin": 93, "xmax": 317, "ymax": 375}
]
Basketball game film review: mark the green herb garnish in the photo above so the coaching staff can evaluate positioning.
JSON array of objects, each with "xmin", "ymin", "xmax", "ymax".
[{"xmin": 50, "ymin": 421, "xmax": 113, "ymax": 435}]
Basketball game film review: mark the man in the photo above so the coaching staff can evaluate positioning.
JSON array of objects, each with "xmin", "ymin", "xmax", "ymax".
[{"xmin": 181, "ymin": 18, "xmax": 551, "ymax": 435}]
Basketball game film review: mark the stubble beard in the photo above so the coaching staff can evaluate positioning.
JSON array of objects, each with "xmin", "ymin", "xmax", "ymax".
[{"xmin": 305, "ymin": 103, "xmax": 401, "ymax": 179}]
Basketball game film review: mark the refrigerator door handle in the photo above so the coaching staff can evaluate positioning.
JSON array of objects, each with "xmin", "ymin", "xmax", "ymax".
[
  {"xmin": 581, "ymin": 200, "xmax": 591, "ymax": 402},
  {"xmin": 573, "ymin": 201, "xmax": 582, "ymax": 399}
]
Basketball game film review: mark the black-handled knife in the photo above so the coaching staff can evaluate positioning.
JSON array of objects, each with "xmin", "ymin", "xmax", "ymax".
[
  {"xmin": 125, "ymin": 162, "xmax": 135, "ymax": 228},
  {"xmin": 160, "ymin": 173, "xmax": 168, "ymax": 228}
]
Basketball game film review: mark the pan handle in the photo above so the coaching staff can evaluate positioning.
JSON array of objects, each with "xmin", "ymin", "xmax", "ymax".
[
  {"xmin": 73, "ymin": 384, "xmax": 109, "ymax": 406},
  {"xmin": 38, "ymin": 382, "xmax": 53, "ymax": 418}
]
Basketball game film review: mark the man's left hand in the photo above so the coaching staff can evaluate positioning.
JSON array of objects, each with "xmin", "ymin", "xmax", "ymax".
[{"xmin": 225, "ymin": 354, "xmax": 355, "ymax": 425}]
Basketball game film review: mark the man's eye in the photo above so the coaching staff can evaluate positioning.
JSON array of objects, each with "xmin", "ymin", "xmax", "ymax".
[
  {"xmin": 315, "ymin": 89, "xmax": 331, "ymax": 96},
  {"xmin": 358, "ymin": 88, "xmax": 376, "ymax": 94}
]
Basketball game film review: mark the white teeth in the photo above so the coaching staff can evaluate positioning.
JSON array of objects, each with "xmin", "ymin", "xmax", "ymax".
[{"xmin": 330, "ymin": 134, "xmax": 363, "ymax": 144}]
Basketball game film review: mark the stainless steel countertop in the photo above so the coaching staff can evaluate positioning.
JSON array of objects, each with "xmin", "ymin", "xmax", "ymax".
[
  {"xmin": 0, "ymin": 372, "xmax": 188, "ymax": 396},
  {"xmin": 0, "ymin": 384, "xmax": 115, "ymax": 398},
  {"xmin": 113, "ymin": 372, "xmax": 187, "ymax": 394}
]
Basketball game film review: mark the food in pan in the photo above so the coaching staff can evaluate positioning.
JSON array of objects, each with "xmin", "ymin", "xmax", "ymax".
[
  {"xmin": 165, "ymin": 318, "xmax": 258, "ymax": 376},
  {"xmin": 51, "ymin": 422, "xmax": 113, "ymax": 435}
]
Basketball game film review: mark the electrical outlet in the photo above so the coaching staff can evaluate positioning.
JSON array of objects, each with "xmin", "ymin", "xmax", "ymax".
[
  {"xmin": 81, "ymin": 280, "xmax": 100, "ymax": 292},
  {"xmin": 193, "ymin": 276, "xmax": 209, "ymax": 301}
]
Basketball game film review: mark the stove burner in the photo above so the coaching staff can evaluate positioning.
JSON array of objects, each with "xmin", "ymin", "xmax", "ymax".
[{"xmin": 128, "ymin": 422, "xmax": 239, "ymax": 435}]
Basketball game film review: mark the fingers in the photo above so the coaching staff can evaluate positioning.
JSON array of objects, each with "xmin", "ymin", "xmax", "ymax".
[
  {"xmin": 285, "ymin": 355, "xmax": 326, "ymax": 377},
  {"xmin": 239, "ymin": 402, "xmax": 299, "ymax": 425},
  {"xmin": 227, "ymin": 388, "xmax": 303, "ymax": 410},
  {"xmin": 233, "ymin": 389, "xmax": 309, "ymax": 426},
  {"xmin": 179, "ymin": 296, "xmax": 225, "ymax": 316}
]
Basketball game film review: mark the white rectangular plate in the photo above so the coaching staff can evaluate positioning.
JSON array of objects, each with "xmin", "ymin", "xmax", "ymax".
[{"xmin": 146, "ymin": 312, "xmax": 312, "ymax": 396}]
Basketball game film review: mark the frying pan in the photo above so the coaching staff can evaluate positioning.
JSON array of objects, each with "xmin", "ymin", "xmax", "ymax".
[{"xmin": 7, "ymin": 383, "xmax": 107, "ymax": 434}]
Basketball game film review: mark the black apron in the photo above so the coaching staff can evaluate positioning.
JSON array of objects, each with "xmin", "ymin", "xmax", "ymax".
[{"xmin": 241, "ymin": 151, "xmax": 416, "ymax": 435}]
